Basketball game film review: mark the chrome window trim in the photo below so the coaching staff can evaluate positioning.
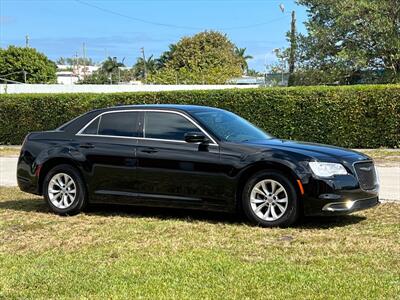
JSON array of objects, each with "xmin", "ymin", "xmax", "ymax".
[{"xmin": 76, "ymin": 109, "xmax": 219, "ymax": 146}]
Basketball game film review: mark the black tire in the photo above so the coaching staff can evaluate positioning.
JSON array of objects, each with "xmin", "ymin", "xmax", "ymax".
[
  {"xmin": 242, "ymin": 170, "xmax": 299, "ymax": 227},
  {"xmin": 43, "ymin": 164, "xmax": 87, "ymax": 215}
]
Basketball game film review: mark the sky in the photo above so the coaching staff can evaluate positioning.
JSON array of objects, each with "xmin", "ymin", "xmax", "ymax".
[{"xmin": 0, "ymin": 0, "xmax": 308, "ymax": 71}]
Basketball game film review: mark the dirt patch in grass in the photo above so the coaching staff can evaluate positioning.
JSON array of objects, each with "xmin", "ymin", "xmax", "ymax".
[
  {"xmin": 356, "ymin": 148, "xmax": 400, "ymax": 166},
  {"xmin": 0, "ymin": 146, "xmax": 21, "ymax": 157},
  {"xmin": 0, "ymin": 187, "xmax": 399, "ymax": 299}
]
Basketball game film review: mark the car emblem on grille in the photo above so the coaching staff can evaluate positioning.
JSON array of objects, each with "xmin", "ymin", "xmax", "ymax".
[{"xmin": 359, "ymin": 166, "xmax": 372, "ymax": 171}]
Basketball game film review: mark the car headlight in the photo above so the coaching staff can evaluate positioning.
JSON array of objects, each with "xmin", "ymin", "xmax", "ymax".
[{"xmin": 308, "ymin": 162, "xmax": 348, "ymax": 177}]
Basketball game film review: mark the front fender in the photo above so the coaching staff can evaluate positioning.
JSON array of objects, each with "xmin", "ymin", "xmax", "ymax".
[{"xmin": 244, "ymin": 149, "xmax": 310, "ymax": 183}]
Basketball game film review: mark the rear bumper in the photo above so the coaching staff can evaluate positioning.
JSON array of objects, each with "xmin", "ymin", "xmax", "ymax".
[
  {"xmin": 17, "ymin": 154, "xmax": 41, "ymax": 195},
  {"xmin": 17, "ymin": 175, "xmax": 40, "ymax": 195}
]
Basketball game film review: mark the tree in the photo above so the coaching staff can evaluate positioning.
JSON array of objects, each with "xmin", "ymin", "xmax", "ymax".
[
  {"xmin": 267, "ymin": 48, "xmax": 288, "ymax": 74},
  {"xmin": 149, "ymin": 31, "xmax": 243, "ymax": 84},
  {"xmin": 234, "ymin": 47, "xmax": 253, "ymax": 74},
  {"xmin": 0, "ymin": 46, "xmax": 57, "ymax": 83},
  {"xmin": 247, "ymin": 69, "xmax": 263, "ymax": 76},
  {"xmin": 78, "ymin": 68, "xmax": 134, "ymax": 84},
  {"xmin": 78, "ymin": 70, "xmax": 110, "ymax": 84},
  {"xmin": 102, "ymin": 57, "xmax": 124, "ymax": 73},
  {"xmin": 294, "ymin": 0, "xmax": 400, "ymax": 84},
  {"xmin": 265, "ymin": 48, "xmax": 290, "ymax": 86},
  {"xmin": 78, "ymin": 57, "xmax": 129, "ymax": 84},
  {"xmin": 56, "ymin": 57, "xmax": 94, "ymax": 66},
  {"xmin": 101, "ymin": 57, "xmax": 125, "ymax": 84},
  {"xmin": 155, "ymin": 44, "xmax": 177, "ymax": 69},
  {"xmin": 133, "ymin": 55, "xmax": 157, "ymax": 80}
]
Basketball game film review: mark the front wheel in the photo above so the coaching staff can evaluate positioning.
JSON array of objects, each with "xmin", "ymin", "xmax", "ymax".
[
  {"xmin": 242, "ymin": 171, "xmax": 299, "ymax": 227},
  {"xmin": 43, "ymin": 164, "xmax": 87, "ymax": 215}
]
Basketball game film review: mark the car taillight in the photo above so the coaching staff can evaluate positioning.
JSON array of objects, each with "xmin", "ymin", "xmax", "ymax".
[{"xmin": 34, "ymin": 164, "xmax": 42, "ymax": 177}]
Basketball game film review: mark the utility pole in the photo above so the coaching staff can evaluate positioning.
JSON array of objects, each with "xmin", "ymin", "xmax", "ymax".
[
  {"xmin": 82, "ymin": 42, "xmax": 87, "ymax": 77},
  {"xmin": 140, "ymin": 47, "xmax": 147, "ymax": 84},
  {"xmin": 74, "ymin": 51, "xmax": 80, "ymax": 79},
  {"xmin": 22, "ymin": 70, "xmax": 27, "ymax": 83},
  {"xmin": 288, "ymin": 10, "xmax": 297, "ymax": 86},
  {"xmin": 82, "ymin": 42, "xmax": 86, "ymax": 61},
  {"xmin": 25, "ymin": 35, "xmax": 29, "ymax": 47}
]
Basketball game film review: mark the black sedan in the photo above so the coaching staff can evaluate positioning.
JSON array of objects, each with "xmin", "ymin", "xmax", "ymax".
[{"xmin": 17, "ymin": 104, "xmax": 379, "ymax": 227}]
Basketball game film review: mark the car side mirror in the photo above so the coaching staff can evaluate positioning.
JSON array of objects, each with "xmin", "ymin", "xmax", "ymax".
[{"xmin": 184, "ymin": 132, "xmax": 208, "ymax": 143}]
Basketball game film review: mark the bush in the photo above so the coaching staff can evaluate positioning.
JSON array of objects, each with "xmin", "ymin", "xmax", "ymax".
[{"xmin": 0, "ymin": 85, "xmax": 399, "ymax": 147}]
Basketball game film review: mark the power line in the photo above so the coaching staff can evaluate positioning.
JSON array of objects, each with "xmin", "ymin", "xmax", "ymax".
[
  {"xmin": 0, "ymin": 78, "xmax": 24, "ymax": 84},
  {"xmin": 0, "ymin": 70, "xmax": 25, "ymax": 77},
  {"xmin": 75, "ymin": 0, "xmax": 289, "ymax": 31},
  {"xmin": 0, "ymin": 69, "xmax": 30, "ymax": 84},
  {"xmin": 75, "ymin": 0, "xmax": 200, "ymax": 30}
]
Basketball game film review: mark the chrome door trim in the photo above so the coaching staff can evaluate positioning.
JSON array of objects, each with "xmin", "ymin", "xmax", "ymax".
[{"xmin": 76, "ymin": 109, "xmax": 219, "ymax": 146}]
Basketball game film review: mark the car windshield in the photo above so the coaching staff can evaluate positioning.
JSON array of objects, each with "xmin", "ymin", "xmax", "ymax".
[{"xmin": 193, "ymin": 109, "xmax": 272, "ymax": 142}]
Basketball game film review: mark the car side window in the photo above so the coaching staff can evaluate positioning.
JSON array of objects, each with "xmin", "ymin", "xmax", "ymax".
[
  {"xmin": 82, "ymin": 111, "xmax": 140, "ymax": 137},
  {"xmin": 144, "ymin": 112, "xmax": 199, "ymax": 141},
  {"xmin": 82, "ymin": 117, "xmax": 99, "ymax": 135}
]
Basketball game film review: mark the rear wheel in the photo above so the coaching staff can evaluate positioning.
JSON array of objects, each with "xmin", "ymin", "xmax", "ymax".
[
  {"xmin": 242, "ymin": 171, "xmax": 299, "ymax": 227},
  {"xmin": 43, "ymin": 164, "xmax": 87, "ymax": 215}
]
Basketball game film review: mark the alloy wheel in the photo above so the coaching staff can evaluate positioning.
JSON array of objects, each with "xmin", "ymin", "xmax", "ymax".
[
  {"xmin": 250, "ymin": 179, "xmax": 288, "ymax": 221},
  {"xmin": 48, "ymin": 173, "xmax": 77, "ymax": 209}
]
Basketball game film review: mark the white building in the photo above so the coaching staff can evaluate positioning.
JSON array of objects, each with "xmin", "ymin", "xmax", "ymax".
[
  {"xmin": 56, "ymin": 71, "xmax": 79, "ymax": 85},
  {"xmin": 56, "ymin": 64, "xmax": 100, "ymax": 85}
]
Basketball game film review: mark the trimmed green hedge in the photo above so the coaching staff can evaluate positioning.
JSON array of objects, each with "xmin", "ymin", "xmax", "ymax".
[{"xmin": 0, "ymin": 85, "xmax": 399, "ymax": 147}]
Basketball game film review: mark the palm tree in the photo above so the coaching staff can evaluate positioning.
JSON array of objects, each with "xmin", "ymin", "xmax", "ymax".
[
  {"xmin": 102, "ymin": 57, "xmax": 124, "ymax": 73},
  {"xmin": 235, "ymin": 47, "xmax": 253, "ymax": 74},
  {"xmin": 101, "ymin": 57, "xmax": 125, "ymax": 84},
  {"xmin": 156, "ymin": 43, "xmax": 177, "ymax": 69},
  {"xmin": 133, "ymin": 55, "xmax": 157, "ymax": 80}
]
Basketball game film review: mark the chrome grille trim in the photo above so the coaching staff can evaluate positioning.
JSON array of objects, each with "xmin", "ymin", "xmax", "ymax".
[{"xmin": 353, "ymin": 160, "xmax": 377, "ymax": 191}]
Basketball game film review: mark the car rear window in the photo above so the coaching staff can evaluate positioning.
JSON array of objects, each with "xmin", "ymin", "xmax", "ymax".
[
  {"xmin": 82, "ymin": 118, "xmax": 100, "ymax": 135},
  {"xmin": 82, "ymin": 111, "xmax": 140, "ymax": 137}
]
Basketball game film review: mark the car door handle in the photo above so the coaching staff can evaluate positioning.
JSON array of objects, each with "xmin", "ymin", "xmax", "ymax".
[
  {"xmin": 79, "ymin": 143, "xmax": 95, "ymax": 149},
  {"xmin": 140, "ymin": 147, "xmax": 158, "ymax": 154}
]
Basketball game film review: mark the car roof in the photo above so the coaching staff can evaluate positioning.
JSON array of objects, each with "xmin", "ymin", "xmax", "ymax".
[
  {"xmin": 104, "ymin": 104, "xmax": 221, "ymax": 113},
  {"xmin": 59, "ymin": 104, "xmax": 223, "ymax": 133}
]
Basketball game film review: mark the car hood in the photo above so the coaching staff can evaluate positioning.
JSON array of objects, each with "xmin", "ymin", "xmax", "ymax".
[{"xmin": 243, "ymin": 138, "xmax": 371, "ymax": 163}]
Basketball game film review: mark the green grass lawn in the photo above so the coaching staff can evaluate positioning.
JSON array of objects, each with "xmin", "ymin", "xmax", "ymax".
[{"xmin": 0, "ymin": 188, "xmax": 399, "ymax": 299}]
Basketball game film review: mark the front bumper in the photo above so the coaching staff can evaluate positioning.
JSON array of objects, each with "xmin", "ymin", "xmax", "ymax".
[
  {"xmin": 321, "ymin": 197, "xmax": 379, "ymax": 215},
  {"xmin": 303, "ymin": 174, "xmax": 379, "ymax": 216}
]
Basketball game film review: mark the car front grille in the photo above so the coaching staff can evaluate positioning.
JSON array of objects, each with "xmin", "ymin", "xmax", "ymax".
[{"xmin": 354, "ymin": 161, "xmax": 377, "ymax": 191}]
